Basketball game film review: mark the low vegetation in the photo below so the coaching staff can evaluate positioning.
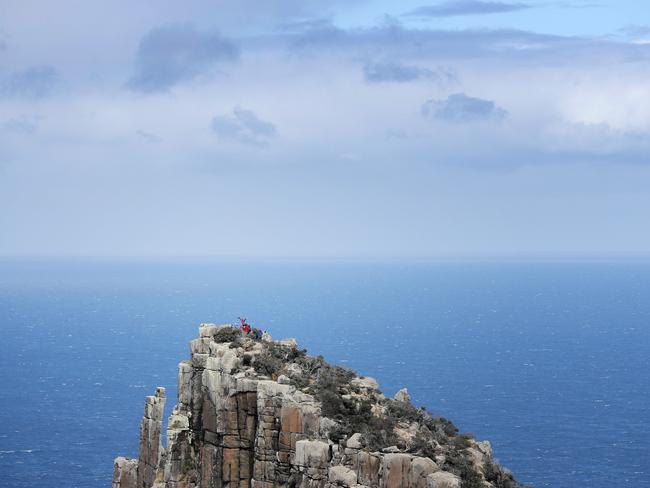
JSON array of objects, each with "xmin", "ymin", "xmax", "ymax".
[
  {"xmin": 214, "ymin": 326, "xmax": 242, "ymax": 343},
  {"xmin": 231, "ymin": 332, "xmax": 526, "ymax": 488}
]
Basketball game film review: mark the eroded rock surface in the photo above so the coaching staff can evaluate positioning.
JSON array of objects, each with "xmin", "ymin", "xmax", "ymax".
[{"xmin": 113, "ymin": 324, "xmax": 527, "ymax": 488}]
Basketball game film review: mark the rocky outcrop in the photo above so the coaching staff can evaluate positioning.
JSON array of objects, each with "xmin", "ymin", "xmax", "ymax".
[
  {"xmin": 113, "ymin": 457, "xmax": 138, "ymax": 488},
  {"xmin": 113, "ymin": 323, "xmax": 526, "ymax": 488}
]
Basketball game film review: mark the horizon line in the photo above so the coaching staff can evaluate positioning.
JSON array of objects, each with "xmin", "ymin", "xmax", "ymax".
[{"xmin": 2, "ymin": 253, "xmax": 650, "ymax": 263}]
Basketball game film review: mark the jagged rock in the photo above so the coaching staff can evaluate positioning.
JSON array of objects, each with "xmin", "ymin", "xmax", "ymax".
[
  {"xmin": 113, "ymin": 457, "xmax": 137, "ymax": 488},
  {"xmin": 198, "ymin": 323, "xmax": 219, "ymax": 338},
  {"xmin": 350, "ymin": 376, "xmax": 379, "ymax": 391},
  {"xmin": 394, "ymin": 421, "xmax": 419, "ymax": 446},
  {"xmin": 466, "ymin": 446, "xmax": 487, "ymax": 468},
  {"xmin": 477, "ymin": 440, "xmax": 493, "ymax": 459},
  {"xmin": 278, "ymin": 338, "xmax": 298, "ymax": 348},
  {"xmin": 113, "ymin": 323, "xmax": 525, "ymax": 488},
  {"xmin": 393, "ymin": 388, "xmax": 411, "ymax": 403},
  {"xmin": 346, "ymin": 433, "xmax": 363, "ymax": 450}
]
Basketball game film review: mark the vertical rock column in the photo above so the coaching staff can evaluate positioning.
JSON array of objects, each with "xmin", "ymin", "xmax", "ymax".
[
  {"xmin": 158, "ymin": 360, "xmax": 197, "ymax": 487},
  {"xmin": 113, "ymin": 457, "xmax": 138, "ymax": 488},
  {"xmin": 200, "ymin": 341, "xmax": 259, "ymax": 488},
  {"xmin": 253, "ymin": 381, "xmax": 290, "ymax": 487},
  {"xmin": 137, "ymin": 387, "xmax": 167, "ymax": 488},
  {"xmin": 252, "ymin": 381, "xmax": 322, "ymax": 487}
]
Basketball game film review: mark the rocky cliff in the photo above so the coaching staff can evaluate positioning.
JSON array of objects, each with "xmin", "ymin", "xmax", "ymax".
[{"xmin": 113, "ymin": 324, "xmax": 527, "ymax": 488}]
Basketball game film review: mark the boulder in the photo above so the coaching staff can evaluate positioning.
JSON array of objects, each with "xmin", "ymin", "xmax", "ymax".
[
  {"xmin": 278, "ymin": 338, "xmax": 297, "ymax": 348},
  {"xmin": 427, "ymin": 471, "xmax": 461, "ymax": 488},
  {"xmin": 294, "ymin": 439, "xmax": 330, "ymax": 469},
  {"xmin": 382, "ymin": 446, "xmax": 400, "ymax": 453},
  {"xmin": 346, "ymin": 433, "xmax": 363, "ymax": 449},
  {"xmin": 328, "ymin": 465, "xmax": 358, "ymax": 486},
  {"xmin": 351, "ymin": 376, "xmax": 379, "ymax": 391},
  {"xmin": 394, "ymin": 388, "xmax": 411, "ymax": 403},
  {"xmin": 410, "ymin": 457, "xmax": 439, "ymax": 486},
  {"xmin": 199, "ymin": 323, "xmax": 219, "ymax": 338}
]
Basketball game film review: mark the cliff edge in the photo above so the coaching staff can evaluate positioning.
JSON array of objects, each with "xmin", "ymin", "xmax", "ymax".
[{"xmin": 113, "ymin": 323, "xmax": 527, "ymax": 488}]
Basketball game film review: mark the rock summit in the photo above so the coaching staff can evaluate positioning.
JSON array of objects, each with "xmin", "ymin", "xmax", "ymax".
[{"xmin": 113, "ymin": 323, "xmax": 526, "ymax": 488}]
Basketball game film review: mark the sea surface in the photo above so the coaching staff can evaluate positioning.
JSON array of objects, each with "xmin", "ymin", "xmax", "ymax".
[{"xmin": 0, "ymin": 259, "xmax": 648, "ymax": 488}]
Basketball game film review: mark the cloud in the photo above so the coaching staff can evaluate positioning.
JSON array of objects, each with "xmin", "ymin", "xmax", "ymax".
[
  {"xmin": 127, "ymin": 23, "xmax": 239, "ymax": 93},
  {"xmin": 362, "ymin": 61, "xmax": 457, "ymax": 84},
  {"xmin": 619, "ymin": 25, "xmax": 650, "ymax": 38},
  {"xmin": 136, "ymin": 130, "xmax": 160, "ymax": 143},
  {"xmin": 1, "ymin": 65, "xmax": 59, "ymax": 99},
  {"xmin": 287, "ymin": 18, "xmax": 580, "ymax": 60},
  {"xmin": 2, "ymin": 118, "xmax": 38, "ymax": 134},
  {"xmin": 276, "ymin": 17, "xmax": 337, "ymax": 34},
  {"xmin": 280, "ymin": 16, "xmax": 650, "ymax": 69},
  {"xmin": 211, "ymin": 107, "xmax": 277, "ymax": 146},
  {"xmin": 422, "ymin": 93, "xmax": 507, "ymax": 122},
  {"xmin": 619, "ymin": 24, "xmax": 650, "ymax": 45},
  {"xmin": 404, "ymin": 1, "xmax": 531, "ymax": 18}
]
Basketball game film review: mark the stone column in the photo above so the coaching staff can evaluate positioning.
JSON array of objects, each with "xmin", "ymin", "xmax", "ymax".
[
  {"xmin": 137, "ymin": 387, "xmax": 167, "ymax": 488},
  {"xmin": 113, "ymin": 457, "xmax": 138, "ymax": 488}
]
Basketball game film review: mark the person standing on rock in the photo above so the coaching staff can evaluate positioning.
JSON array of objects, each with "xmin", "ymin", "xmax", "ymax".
[{"xmin": 238, "ymin": 317, "xmax": 251, "ymax": 334}]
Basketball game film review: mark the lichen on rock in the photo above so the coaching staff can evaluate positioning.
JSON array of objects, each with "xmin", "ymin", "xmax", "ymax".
[{"xmin": 113, "ymin": 323, "xmax": 528, "ymax": 488}]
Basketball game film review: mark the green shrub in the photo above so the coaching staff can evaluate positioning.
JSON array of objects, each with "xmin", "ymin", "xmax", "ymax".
[
  {"xmin": 296, "ymin": 355, "xmax": 325, "ymax": 377},
  {"xmin": 385, "ymin": 400, "xmax": 424, "ymax": 424},
  {"xmin": 214, "ymin": 327, "xmax": 242, "ymax": 343},
  {"xmin": 444, "ymin": 450, "xmax": 484, "ymax": 488},
  {"xmin": 252, "ymin": 342, "xmax": 306, "ymax": 378},
  {"xmin": 409, "ymin": 432, "xmax": 437, "ymax": 459},
  {"xmin": 484, "ymin": 462, "xmax": 521, "ymax": 488},
  {"xmin": 452, "ymin": 435, "xmax": 472, "ymax": 450},
  {"xmin": 253, "ymin": 350, "xmax": 284, "ymax": 378},
  {"xmin": 327, "ymin": 423, "xmax": 348, "ymax": 443},
  {"xmin": 360, "ymin": 414, "xmax": 398, "ymax": 451}
]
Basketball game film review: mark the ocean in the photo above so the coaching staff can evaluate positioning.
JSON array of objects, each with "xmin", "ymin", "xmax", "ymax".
[{"xmin": 0, "ymin": 259, "xmax": 648, "ymax": 487}]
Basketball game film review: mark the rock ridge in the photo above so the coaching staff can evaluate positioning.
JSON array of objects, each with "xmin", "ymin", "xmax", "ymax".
[{"xmin": 113, "ymin": 323, "xmax": 528, "ymax": 488}]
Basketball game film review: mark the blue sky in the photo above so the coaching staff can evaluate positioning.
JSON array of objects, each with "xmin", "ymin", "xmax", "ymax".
[
  {"xmin": 1, "ymin": 0, "xmax": 649, "ymax": 258},
  {"xmin": 344, "ymin": 0, "xmax": 649, "ymax": 37}
]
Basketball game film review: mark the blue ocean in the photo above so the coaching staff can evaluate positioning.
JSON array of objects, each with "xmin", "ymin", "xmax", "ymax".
[{"xmin": 0, "ymin": 259, "xmax": 648, "ymax": 487}]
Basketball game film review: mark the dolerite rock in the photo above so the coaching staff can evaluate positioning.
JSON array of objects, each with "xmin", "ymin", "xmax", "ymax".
[
  {"xmin": 393, "ymin": 389, "xmax": 411, "ymax": 404},
  {"xmin": 138, "ymin": 387, "xmax": 166, "ymax": 488},
  {"xmin": 113, "ymin": 323, "xmax": 528, "ymax": 488},
  {"xmin": 426, "ymin": 472, "xmax": 461, "ymax": 488},
  {"xmin": 113, "ymin": 457, "xmax": 138, "ymax": 488}
]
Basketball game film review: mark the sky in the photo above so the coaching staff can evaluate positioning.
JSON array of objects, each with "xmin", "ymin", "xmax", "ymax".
[{"xmin": 1, "ymin": 0, "xmax": 649, "ymax": 258}]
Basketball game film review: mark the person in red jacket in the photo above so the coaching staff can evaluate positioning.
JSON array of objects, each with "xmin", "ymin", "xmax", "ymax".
[{"xmin": 238, "ymin": 317, "xmax": 251, "ymax": 334}]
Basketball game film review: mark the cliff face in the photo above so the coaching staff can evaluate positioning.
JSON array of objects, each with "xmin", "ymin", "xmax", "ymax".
[{"xmin": 113, "ymin": 324, "xmax": 525, "ymax": 488}]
